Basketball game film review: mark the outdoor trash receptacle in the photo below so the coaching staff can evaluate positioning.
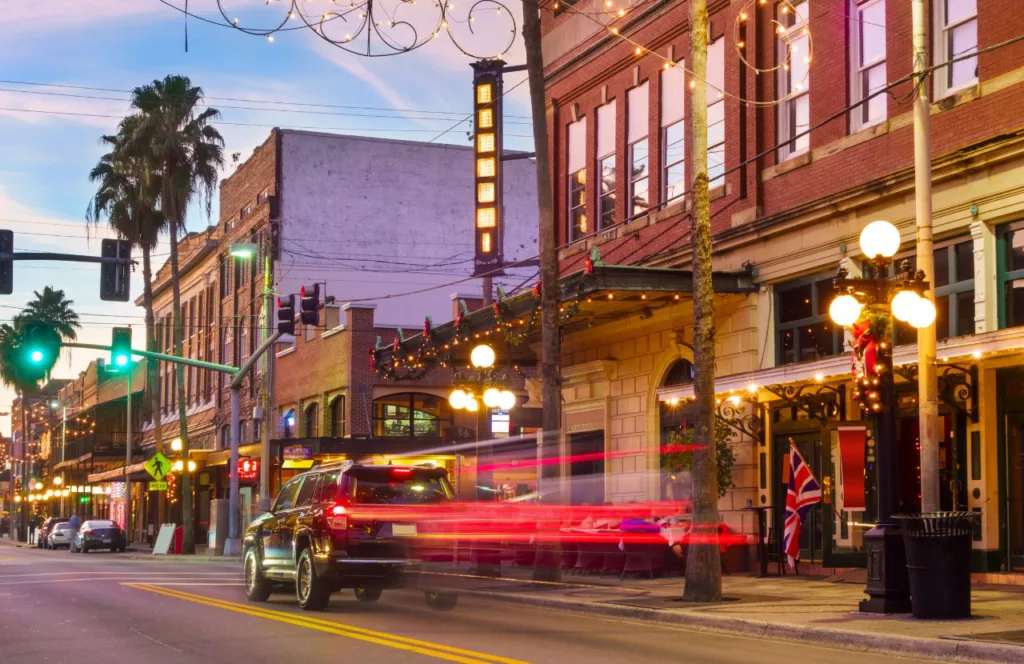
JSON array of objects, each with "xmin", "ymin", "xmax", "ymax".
[{"xmin": 894, "ymin": 512, "xmax": 977, "ymax": 619}]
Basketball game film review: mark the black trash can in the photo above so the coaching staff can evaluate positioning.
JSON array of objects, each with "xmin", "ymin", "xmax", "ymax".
[{"xmin": 894, "ymin": 512, "xmax": 977, "ymax": 619}]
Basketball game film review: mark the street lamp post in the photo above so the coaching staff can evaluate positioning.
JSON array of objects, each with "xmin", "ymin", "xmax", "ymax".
[{"xmin": 828, "ymin": 220, "xmax": 936, "ymax": 615}]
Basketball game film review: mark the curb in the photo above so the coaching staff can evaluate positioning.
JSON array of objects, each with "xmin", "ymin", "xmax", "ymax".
[
  {"xmin": 120, "ymin": 552, "xmax": 241, "ymax": 564},
  {"xmin": 459, "ymin": 589, "xmax": 1023, "ymax": 664}
]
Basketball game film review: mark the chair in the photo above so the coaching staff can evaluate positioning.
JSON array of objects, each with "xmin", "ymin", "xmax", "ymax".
[
  {"xmin": 560, "ymin": 541, "xmax": 578, "ymax": 571},
  {"xmin": 765, "ymin": 526, "xmax": 787, "ymax": 576},
  {"xmin": 600, "ymin": 544, "xmax": 625, "ymax": 575},
  {"xmin": 571, "ymin": 540, "xmax": 604, "ymax": 575},
  {"xmin": 621, "ymin": 542, "xmax": 665, "ymax": 579}
]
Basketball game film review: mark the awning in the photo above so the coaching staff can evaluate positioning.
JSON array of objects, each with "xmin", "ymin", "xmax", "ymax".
[
  {"xmin": 372, "ymin": 263, "xmax": 756, "ymax": 375},
  {"xmin": 283, "ymin": 460, "xmax": 315, "ymax": 470},
  {"xmin": 88, "ymin": 461, "xmax": 149, "ymax": 483}
]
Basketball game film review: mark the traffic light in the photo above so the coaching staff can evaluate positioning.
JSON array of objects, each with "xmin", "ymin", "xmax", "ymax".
[
  {"xmin": 277, "ymin": 294, "xmax": 295, "ymax": 336},
  {"xmin": 20, "ymin": 321, "xmax": 60, "ymax": 381},
  {"xmin": 300, "ymin": 284, "xmax": 320, "ymax": 326},
  {"xmin": 110, "ymin": 327, "xmax": 132, "ymax": 369},
  {"xmin": 0, "ymin": 230, "xmax": 12, "ymax": 295},
  {"xmin": 100, "ymin": 239, "xmax": 132, "ymax": 302}
]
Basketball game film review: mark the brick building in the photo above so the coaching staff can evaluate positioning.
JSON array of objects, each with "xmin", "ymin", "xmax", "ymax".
[{"xmin": 372, "ymin": 0, "xmax": 1024, "ymax": 572}]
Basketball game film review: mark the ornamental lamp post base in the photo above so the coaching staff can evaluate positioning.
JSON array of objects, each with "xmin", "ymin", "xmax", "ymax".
[{"xmin": 859, "ymin": 523, "xmax": 912, "ymax": 614}]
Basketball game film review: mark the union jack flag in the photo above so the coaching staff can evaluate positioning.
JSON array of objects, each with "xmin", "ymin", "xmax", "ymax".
[{"xmin": 783, "ymin": 443, "xmax": 822, "ymax": 569}]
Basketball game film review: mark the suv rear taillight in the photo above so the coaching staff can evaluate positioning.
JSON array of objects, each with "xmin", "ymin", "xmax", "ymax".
[{"xmin": 328, "ymin": 504, "xmax": 348, "ymax": 531}]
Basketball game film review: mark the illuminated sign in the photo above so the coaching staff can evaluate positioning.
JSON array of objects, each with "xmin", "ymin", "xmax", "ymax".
[
  {"xmin": 471, "ymin": 59, "xmax": 506, "ymax": 276},
  {"xmin": 238, "ymin": 458, "xmax": 260, "ymax": 481}
]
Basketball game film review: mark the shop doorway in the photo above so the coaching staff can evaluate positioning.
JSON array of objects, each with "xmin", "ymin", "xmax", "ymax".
[
  {"xmin": 1005, "ymin": 410, "xmax": 1024, "ymax": 570},
  {"xmin": 772, "ymin": 428, "xmax": 825, "ymax": 565},
  {"xmin": 568, "ymin": 430, "xmax": 605, "ymax": 505}
]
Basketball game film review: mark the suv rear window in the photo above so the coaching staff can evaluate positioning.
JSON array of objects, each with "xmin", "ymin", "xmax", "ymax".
[{"xmin": 347, "ymin": 467, "xmax": 452, "ymax": 505}]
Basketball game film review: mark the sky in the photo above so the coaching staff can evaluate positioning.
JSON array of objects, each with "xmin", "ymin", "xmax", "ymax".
[{"xmin": 0, "ymin": 0, "xmax": 535, "ymax": 437}]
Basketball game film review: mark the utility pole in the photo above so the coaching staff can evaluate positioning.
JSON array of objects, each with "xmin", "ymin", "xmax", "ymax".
[
  {"xmin": 912, "ymin": 0, "xmax": 939, "ymax": 512},
  {"xmin": 523, "ymin": 0, "xmax": 561, "ymax": 584},
  {"xmin": 124, "ymin": 367, "xmax": 132, "ymax": 540},
  {"xmin": 259, "ymin": 238, "xmax": 275, "ymax": 512}
]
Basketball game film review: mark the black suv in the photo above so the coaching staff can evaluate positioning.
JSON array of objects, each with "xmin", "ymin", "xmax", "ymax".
[{"xmin": 242, "ymin": 462, "xmax": 459, "ymax": 611}]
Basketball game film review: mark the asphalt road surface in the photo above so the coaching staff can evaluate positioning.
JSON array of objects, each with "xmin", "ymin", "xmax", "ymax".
[{"xmin": 0, "ymin": 543, "xmax": 938, "ymax": 664}]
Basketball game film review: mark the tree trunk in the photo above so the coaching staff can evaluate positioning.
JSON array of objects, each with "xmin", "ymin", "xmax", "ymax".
[
  {"xmin": 166, "ymin": 192, "xmax": 194, "ymax": 555},
  {"xmin": 523, "ymin": 0, "xmax": 562, "ymax": 583},
  {"xmin": 682, "ymin": 0, "xmax": 722, "ymax": 602},
  {"xmin": 141, "ymin": 244, "xmax": 166, "ymax": 526}
]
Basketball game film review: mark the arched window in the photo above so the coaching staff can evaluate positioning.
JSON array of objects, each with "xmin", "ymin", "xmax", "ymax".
[
  {"xmin": 220, "ymin": 424, "xmax": 230, "ymax": 450},
  {"xmin": 663, "ymin": 359, "xmax": 695, "ymax": 387},
  {"xmin": 239, "ymin": 420, "xmax": 249, "ymax": 443},
  {"xmin": 305, "ymin": 402, "xmax": 320, "ymax": 438},
  {"xmin": 660, "ymin": 358, "xmax": 695, "ymax": 499},
  {"xmin": 373, "ymin": 392, "xmax": 451, "ymax": 437},
  {"xmin": 330, "ymin": 396, "xmax": 346, "ymax": 438},
  {"xmin": 282, "ymin": 409, "xmax": 295, "ymax": 439}
]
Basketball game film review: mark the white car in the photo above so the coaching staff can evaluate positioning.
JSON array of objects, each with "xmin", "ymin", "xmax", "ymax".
[{"xmin": 48, "ymin": 522, "xmax": 75, "ymax": 549}]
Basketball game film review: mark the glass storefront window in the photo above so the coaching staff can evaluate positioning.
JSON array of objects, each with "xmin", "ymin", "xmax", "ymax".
[
  {"xmin": 775, "ymin": 275, "xmax": 843, "ymax": 365},
  {"xmin": 998, "ymin": 223, "xmax": 1024, "ymax": 329},
  {"xmin": 373, "ymin": 393, "xmax": 451, "ymax": 437}
]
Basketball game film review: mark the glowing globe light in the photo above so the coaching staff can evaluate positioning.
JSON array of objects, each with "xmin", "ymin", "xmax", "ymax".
[
  {"xmin": 482, "ymin": 388, "xmax": 501, "ymax": 409},
  {"xmin": 465, "ymin": 398, "xmax": 479, "ymax": 413},
  {"xmin": 448, "ymin": 389, "xmax": 468, "ymax": 410},
  {"xmin": 891, "ymin": 290, "xmax": 922, "ymax": 323},
  {"xmin": 908, "ymin": 296, "xmax": 937, "ymax": 329},
  {"xmin": 860, "ymin": 220, "xmax": 901, "ymax": 259},
  {"xmin": 498, "ymin": 390, "xmax": 516, "ymax": 411},
  {"xmin": 828, "ymin": 294, "xmax": 863, "ymax": 327},
  {"xmin": 470, "ymin": 344, "xmax": 496, "ymax": 369}
]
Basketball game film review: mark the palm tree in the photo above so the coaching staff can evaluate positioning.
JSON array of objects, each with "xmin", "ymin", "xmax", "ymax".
[
  {"xmin": 19, "ymin": 287, "xmax": 81, "ymax": 342},
  {"xmin": 88, "ymin": 115, "xmax": 168, "ymax": 461},
  {"xmin": 129, "ymin": 74, "xmax": 224, "ymax": 554}
]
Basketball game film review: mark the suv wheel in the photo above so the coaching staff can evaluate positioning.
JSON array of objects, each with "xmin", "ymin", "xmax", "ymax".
[
  {"xmin": 424, "ymin": 591, "xmax": 458, "ymax": 611},
  {"xmin": 296, "ymin": 548, "xmax": 330, "ymax": 611},
  {"xmin": 244, "ymin": 549, "xmax": 272, "ymax": 602},
  {"xmin": 354, "ymin": 585, "xmax": 382, "ymax": 603}
]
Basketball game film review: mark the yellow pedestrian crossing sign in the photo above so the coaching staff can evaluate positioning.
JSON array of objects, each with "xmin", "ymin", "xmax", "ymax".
[{"xmin": 145, "ymin": 452, "xmax": 171, "ymax": 481}]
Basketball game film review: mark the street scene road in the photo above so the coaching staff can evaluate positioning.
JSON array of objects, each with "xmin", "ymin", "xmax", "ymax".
[{"xmin": 0, "ymin": 543, "xmax": 937, "ymax": 664}]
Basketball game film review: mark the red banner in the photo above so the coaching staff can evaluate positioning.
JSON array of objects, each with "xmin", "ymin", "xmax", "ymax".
[{"xmin": 838, "ymin": 425, "xmax": 867, "ymax": 511}]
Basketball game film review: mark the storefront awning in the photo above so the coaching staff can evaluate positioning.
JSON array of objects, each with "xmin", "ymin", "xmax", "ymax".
[
  {"xmin": 372, "ymin": 262, "xmax": 757, "ymax": 377},
  {"xmin": 88, "ymin": 461, "xmax": 149, "ymax": 483}
]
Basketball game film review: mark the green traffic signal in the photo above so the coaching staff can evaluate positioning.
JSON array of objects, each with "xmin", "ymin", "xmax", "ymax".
[
  {"xmin": 29, "ymin": 349, "xmax": 44, "ymax": 363},
  {"xmin": 109, "ymin": 326, "xmax": 132, "ymax": 371}
]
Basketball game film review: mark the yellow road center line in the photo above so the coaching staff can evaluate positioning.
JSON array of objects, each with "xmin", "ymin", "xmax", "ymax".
[{"xmin": 124, "ymin": 583, "xmax": 527, "ymax": 664}]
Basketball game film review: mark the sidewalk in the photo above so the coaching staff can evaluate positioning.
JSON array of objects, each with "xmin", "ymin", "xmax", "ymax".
[
  {"xmin": 0, "ymin": 536, "xmax": 239, "ymax": 563},
  {"xmin": 450, "ymin": 566, "xmax": 1024, "ymax": 663}
]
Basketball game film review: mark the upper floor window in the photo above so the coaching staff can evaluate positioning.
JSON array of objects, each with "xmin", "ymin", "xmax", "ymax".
[
  {"xmin": 373, "ymin": 392, "xmax": 451, "ymax": 437},
  {"xmin": 305, "ymin": 402, "xmax": 319, "ymax": 438},
  {"xmin": 707, "ymin": 38, "xmax": 726, "ymax": 184},
  {"xmin": 241, "ymin": 203, "xmax": 253, "ymax": 219},
  {"xmin": 661, "ymin": 62, "xmax": 686, "ymax": 204},
  {"xmin": 998, "ymin": 222, "xmax": 1024, "ymax": 329},
  {"xmin": 596, "ymin": 100, "xmax": 617, "ymax": 229},
  {"xmin": 282, "ymin": 409, "xmax": 295, "ymax": 439},
  {"xmin": 257, "ymin": 188, "xmax": 269, "ymax": 205},
  {"xmin": 627, "ymin": 83, "xmax": 650, "ymax": 218},
  {"xmin": 775, "ymin": 273, "xmax": 842, "ymax": 365},
  {"xmin": 567, "ymin": 118, "xmax": 588, "ymax": 241},
  {"xmin": 934, "ymin": 0, "xmax": 977, "ymax": 97},
  {"xmin": 850, "ymin": 0, "xmax": 887, "ymax": 131},
  {"xmin": 330, "ymin": 395, "xmax": 346, "ymax": 437},
  {"xmin": 777, "ymin": 2, "xmax": 810, "ymax": 160}
]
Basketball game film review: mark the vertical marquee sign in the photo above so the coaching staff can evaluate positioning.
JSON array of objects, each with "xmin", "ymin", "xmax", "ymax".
[{"xmin": 471, "ymin": 59, "xmax": 506, "ymax": 276}]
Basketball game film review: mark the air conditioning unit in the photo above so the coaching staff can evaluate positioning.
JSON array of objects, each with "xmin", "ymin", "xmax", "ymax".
[{"xmin": 252, "ymin": 406, "xmax": 264, "ymax": 421}]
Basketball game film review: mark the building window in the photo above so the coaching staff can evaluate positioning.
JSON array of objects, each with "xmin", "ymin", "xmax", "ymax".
[
  {"xmin": 567, "ymin": 118, "xmax": 588, "ymax": 240},
  {"xmin": 239, "ymin": 420, "xmax": 249, "ymax": 443},
  {"xmin": 934, "ymin": 0, "xmax": 977, "ymax": 97},
  {"xmin": 707, "ymin": 38, "xmax": 726, "ymax": 184},
  {"xmin": 661, "ymin": 60, "xmax": 686, "ymax": 204},
  {"xmin": 257, "ymin": 188, "xmax": 269, "ymax": 205},
  {"xmin": 241, "ymin": 203, "xmax": 253, "ymax": 219},
  {"xmin": 373, "ymin": 393, "xmax": 451, "ymax": 438},
  {"xmin": 220, "ymin": 425, "xmax": 230, "ymax": 450},
  {"xmin": 305, "ymin": 402, "xmax": 319, "ymax": 438},
  {"xmin": 282, "ymin": 409, "xmax": 295, "ymax": 439},
  {"xmin": 627, "ymin": 83, "xmax": 649, "ymax": 218},
  {"xmin": 775, "ymin": 274, "xmax": 842, "ymax": 365},
  {"xmin": 330, "ymin": 395, "xmax": 346, "ymax": 437},
  {"xmin": 865, "ymin": 238, "xmax": 975, "ymax": 342},
  {"xmin": 777, "ymin": 3, "xmax": 810, "ymax": 160},
  {"xmin": 850, "ymin": 0, "xmax": 887, "ymax": 131},
  {"xmin": 596, "ymin": 100, "xmax": 616, "ymax": 228},
  {"xmin": 998, "ymin": 222, "xmax": 1024, "ymax": 329}
]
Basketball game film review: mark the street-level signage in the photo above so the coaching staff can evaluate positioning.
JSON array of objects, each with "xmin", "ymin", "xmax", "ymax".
[
  {"xmin": 144, "ymin": 452, "xmax": 171, "ymax": 481},
  {"xmin": 148, "ymin": 481, "xmax": 168, "ymax": 491},
  {"xmin": 238, "ymin": 458, "xmax": 260, "ymax": 481},
  {"xmin": 283, "ymin": 445, "xmax": 312, "ymax": 461}
]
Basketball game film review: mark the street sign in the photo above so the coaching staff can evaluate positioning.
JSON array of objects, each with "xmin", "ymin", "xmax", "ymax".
[
  {"xmin": 144, "ymin": 452, "xmax": 171, "ymax": 481},
  {"xmin": 148, "ymin": 481, "xmax": 168, "ymax": 491}
]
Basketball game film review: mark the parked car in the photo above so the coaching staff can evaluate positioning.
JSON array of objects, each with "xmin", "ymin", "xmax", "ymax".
[
  {"xmin": 48, "ymin": 522, "xmax": 75, "ymax": 549},
  {"xmin": 70, "ymin": 520, "xmax": 126, "ymax": 553},
  {"xmin": 242, "ymin": 462, "xmax": 458, "ymax": 611},
  {"xmin": 38, "ymin": 517, "xmax": 67, "ymax": 549}
]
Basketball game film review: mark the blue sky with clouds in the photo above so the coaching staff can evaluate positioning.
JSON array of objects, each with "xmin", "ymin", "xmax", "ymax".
[{"xmin": 0, "ymin": 0, "xmax": 533, "ymax": 435}]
